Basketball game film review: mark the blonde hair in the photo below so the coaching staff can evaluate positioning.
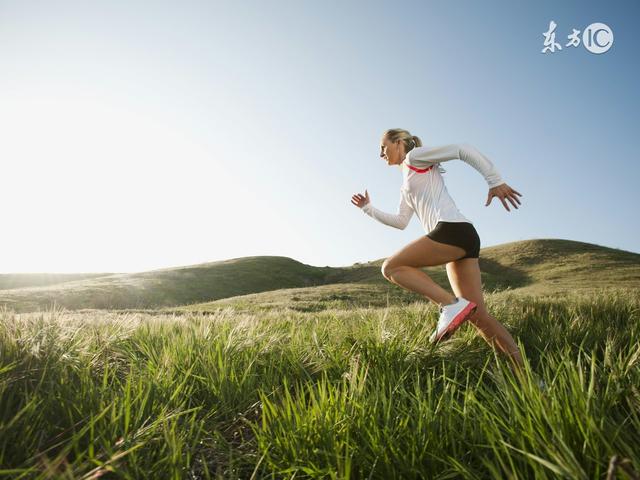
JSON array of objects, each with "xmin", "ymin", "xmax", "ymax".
[{"xmin": 382, "ymin": 128, "xmax": 422, "ymax": 153}]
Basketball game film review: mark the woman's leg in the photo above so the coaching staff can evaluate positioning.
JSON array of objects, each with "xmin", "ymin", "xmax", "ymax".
[
  {"xmin": 445, "ymin": 257, "xmax": 525, "ymax": 377},
  {"xmin": 381, "ymin": 236, "xmax": 466, "ymax": 306}
]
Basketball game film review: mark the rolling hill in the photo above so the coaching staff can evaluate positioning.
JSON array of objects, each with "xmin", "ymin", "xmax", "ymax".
[
  {"xmin": 0, "ymin": 239, "xmax": 638, "ymax": 313},
  {"xmin": 174, "ymin": 239, "xmax": 640, "ymax": 314}
]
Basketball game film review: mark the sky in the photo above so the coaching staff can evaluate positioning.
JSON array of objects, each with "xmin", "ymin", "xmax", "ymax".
[{"xmin": 1, "ymin": 0, "xmax": 638, "ymax": 273}]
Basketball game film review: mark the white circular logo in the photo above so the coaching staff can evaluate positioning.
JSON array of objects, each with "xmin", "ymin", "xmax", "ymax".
[{"xmin": 582, "ymin": 22, "xmax": 613, "ymax": 54}]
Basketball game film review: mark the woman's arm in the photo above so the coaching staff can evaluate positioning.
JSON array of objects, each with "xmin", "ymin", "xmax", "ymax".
[
  {"xmin": 361, "ymin": 191, "xmax": 414, "ymax": 230},
  {"xmin": 406, "ymin": 143, "xmax": 505, "ymax": 188}
]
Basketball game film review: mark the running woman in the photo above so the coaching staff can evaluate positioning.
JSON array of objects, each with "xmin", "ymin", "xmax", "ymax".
[{"xmin": 351, "ymin": 128, "xmax": 525, "ymax": 375}]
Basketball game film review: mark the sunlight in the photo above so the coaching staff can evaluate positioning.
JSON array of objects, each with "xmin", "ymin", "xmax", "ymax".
[{"xmin": 0, "ymin": 93, "xmax": 234, "ymax": 273}]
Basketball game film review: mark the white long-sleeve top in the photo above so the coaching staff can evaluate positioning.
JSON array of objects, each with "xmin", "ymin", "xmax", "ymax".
[{"xmin": 361, "ymin": 143, "xmax": 505, "ymax": 233}]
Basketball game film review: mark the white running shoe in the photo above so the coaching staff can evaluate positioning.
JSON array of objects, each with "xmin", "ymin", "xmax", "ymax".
[{"xmin": 429, "ymin": 297, "xmax": 478, "ymax": 344}]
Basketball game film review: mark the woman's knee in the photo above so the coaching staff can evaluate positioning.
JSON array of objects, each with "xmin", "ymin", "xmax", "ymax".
[
  {"xmin": 381, "ymin": 258, "xmax": 402, "ymax": 280},
  {"xmin": 381, "ymin": 258, "xmax": 392, "ymax": 279}
]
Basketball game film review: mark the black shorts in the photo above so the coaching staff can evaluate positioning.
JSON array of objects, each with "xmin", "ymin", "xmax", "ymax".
[{"xmin": 426, "ymin": 221, "xmax": 480, "ymax": 259}]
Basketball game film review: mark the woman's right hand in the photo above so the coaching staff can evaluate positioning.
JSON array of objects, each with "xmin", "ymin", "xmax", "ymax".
[{"xmin": 351, "ymin": 189, "xmax": 370, "ymax": 209}]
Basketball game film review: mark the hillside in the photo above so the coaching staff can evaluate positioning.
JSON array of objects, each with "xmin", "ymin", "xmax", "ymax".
[
  {"xmin": 174, "ymin": 239, "xmax": 640, "ymax": 313},
  {"xmin": 0, "ymin": 256, "xmax": 337, "ymax": 313},
  {"xmin": 0, "ymin": 239, "xmax": 638, "ymax": 313}
]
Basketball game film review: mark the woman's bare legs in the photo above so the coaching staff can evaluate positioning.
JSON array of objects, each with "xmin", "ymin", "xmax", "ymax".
[
  {"xmin": 445, "ymin": 257, "xmax": 525, "ymax": 378},
  {"xmin": 381, "ymin": 236, "xmax": 525, "ymax": 378}
]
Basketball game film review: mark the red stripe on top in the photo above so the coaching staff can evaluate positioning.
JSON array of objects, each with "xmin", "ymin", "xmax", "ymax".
[{"xmin": 406, "ymin": 163, "xmax": 434, "ymax": 174}]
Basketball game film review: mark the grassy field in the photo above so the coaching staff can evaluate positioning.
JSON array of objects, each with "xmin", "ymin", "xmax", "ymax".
[{"xmin": 1, "ymin": 288, "xmax": 639, "ymax": 479}]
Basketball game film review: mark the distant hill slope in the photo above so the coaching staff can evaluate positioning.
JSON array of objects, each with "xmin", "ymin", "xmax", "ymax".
[
  {"xmin": 0, "ymin": 273, "xmax": 113, "ymax": 290},
  {"xmin": 0, "ymin": 256, "xmax": 337, "ymax": 313},
  {"xmin": 477, "ymin": 239, "xmax": 640, "ymax": 295},
  {"xmin": 1, "ymin": 239, "xmax": 638, "ymax": 313}
]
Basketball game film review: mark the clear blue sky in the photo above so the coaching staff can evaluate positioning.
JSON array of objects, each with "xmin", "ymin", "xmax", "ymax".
[{"xmin": 1, "ymin": 0, "xmax": 638, "ymax": 273}]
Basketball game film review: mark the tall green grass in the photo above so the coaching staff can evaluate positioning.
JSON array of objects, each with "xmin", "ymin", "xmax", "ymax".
[{"xmin": 0, "ymin": 290, "xmax": 638, "ymax": 478}]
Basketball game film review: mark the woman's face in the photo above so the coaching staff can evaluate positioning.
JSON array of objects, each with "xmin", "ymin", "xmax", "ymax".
[{"xmin": 379, "ymin": 136, "xmax": 406, "ymax": 166}]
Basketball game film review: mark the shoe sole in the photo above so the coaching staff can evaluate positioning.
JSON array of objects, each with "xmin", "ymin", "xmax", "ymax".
[{"xmin": 433, "ymin": 302, "xmax": 477, "ymax": 343}]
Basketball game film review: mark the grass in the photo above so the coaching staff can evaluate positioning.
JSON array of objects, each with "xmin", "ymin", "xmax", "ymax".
[{"xmin": 1, "ymin": 288, "xmax": 639, "ymax": 478}]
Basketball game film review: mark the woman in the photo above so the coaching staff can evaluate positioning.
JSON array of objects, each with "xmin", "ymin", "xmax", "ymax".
[{"xmin": 351, "ymin": 128, "xmax": 525, "ymax": 375}]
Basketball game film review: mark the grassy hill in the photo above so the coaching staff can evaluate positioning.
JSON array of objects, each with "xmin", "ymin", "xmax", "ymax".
[
  {"xmin": 0, "ymin": 256, "xmax": 337, "ymax": 313},
  {"xmin": 0, "ymin": 239, "xmax": 638, "ymax": 313},
  {"xmin": 176, "ymin": 239, "xmax": 640, "ymax": 314},
  {"xmin": 478, "ymin": 238, "xmax": 640, "ymax": 293}
]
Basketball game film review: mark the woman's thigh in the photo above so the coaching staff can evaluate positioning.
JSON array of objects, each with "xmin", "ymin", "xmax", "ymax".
[{"xmin": 383, "ymin": 235, "xmax": 467, "ymax": 270}]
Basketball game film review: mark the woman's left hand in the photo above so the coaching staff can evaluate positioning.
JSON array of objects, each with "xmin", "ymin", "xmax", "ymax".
[{"xmin": 486, "ymin": 183, "xmax": 522, "ymax": 212}]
